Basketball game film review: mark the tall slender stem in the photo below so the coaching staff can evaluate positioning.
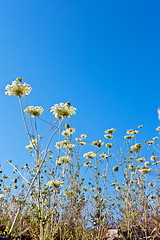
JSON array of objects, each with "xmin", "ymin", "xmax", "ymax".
[{"xmin": 9, "ymin": 119, "xmax": 64, "ymax": 236}]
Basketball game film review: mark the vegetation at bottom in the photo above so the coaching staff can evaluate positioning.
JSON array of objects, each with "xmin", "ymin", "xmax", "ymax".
[{"xmin": 0, "ymin": 78, "xmax": 160, "ymax": 240}]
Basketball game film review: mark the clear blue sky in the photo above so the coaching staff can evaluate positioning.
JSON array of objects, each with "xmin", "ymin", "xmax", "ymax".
[{"xmin": 0, "ymin": 0, "xmax": 160, "ymax": 172}]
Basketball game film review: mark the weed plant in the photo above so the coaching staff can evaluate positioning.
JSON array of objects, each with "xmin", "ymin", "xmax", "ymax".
[{"xmin": 0, "ymin": 78, "xmax": 160, "ymax": 239}]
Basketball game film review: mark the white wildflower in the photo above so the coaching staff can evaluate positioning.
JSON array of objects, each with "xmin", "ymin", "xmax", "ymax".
[
  {"xmin": 150, "ymin": 156, "xmax": 158, "ymax": 161},
  {"xmin": 92, "ymin": 140, "xmax": 104, "ymax": 147},
  {"xmin": 105, "ymin": 128, "xmax": 116, "ymax": 134},
  {"xmin": 47, "ymin": 180, "xmax": 62, "ymax": 188},
  {"xmin": 65, "ymin": 144, "xmax": 76, "ymax": 150},
  {"xmin": 137, "ymin": 157, "xmax": 146, "ymax": 162},
  {"xmin": 56, "ymin": 156, "xmax": 70, "ymax": 165},
  {"xmin": 81, "ymin": 134, "xmax": 87, "ymax": 139},
  {"xmin": 50, "ymin": 102, "xmax": 76, "ymax": 119},
  {"xmin": 24, "ymin": 106, "xmax": 44, "ymax": 117},
  {"xmin": 5, "ymin": 79, "xmax": 32, "ymax": 97},
  {"xmin": 83, "ymin": 151, "xmax": 96, "ymax": 159},
  {"xmin": 55, "ymin": 141, "xmax": 63, "ymax": 149}
]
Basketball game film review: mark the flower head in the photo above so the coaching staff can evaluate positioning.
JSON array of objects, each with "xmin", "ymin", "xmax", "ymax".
[
  {"xmin": 5, "ymin": 79, "xmax": 32, "ymax": 97},
  {"xmin": 56, "ymin": 156, "xmax": 70, "ymax": 165},
  {"xmin": 83, "ymin": 151, "xmax": 96, "ymax": 159},
  {"xmin": 24, "ymin": 106, "xmax": 44, "ymax": 117},
  {"xmin": 124, "ymin": 135, "xmax": 134, "ymax": 139},
  {"xmin": 50, "ymin": 102, "xmax": 76, "ymax": 119},
  {"xmin": 127, "ymin": 129, "xmax": 138, "ymax": 135},
  {"xmin": 46, "ymin": 180, "xmax": 62, "ymax": 188},
  {"xmin": 137, "ymin": 157, "xmax": 146, "ymax": 162},
  {"xmin": 92, "ymin": 140, "xmax": 104, "ymax": 147},
  {"xmin": 131, "ymin": 143, "xmax": 142, "ymax": 153},
  {"xmin": 105, "ymin": 128, "xmax": 116, "ymax": 134},
  {"xmin": 81, "ymin": 134, "xmax": 87, "ymax": 139},
  {"xmin": 62, "ymin": 128, "xmax": 75, "ymax": 137},
  {"xmin": 55, "ymin": 141, "xmax": 63, "ymax": 149},
  {"xmin": 104, "ymin": 134, "xmax": 113, "ymax": 139},
  {"xmin": 150, "ymin": 156, "xmax": 158, "ymax": 161},
  {"xmin": 105, "ymin": 143, "xmax": 113, "ymax": 148}
]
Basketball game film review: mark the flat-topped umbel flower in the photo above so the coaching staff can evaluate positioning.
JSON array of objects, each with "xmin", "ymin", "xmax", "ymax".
[
  {"xmin": 50, "ymin": 102, "xmax": 76, "ymax": 119},
  {"xmin": 24, "ymin": 106, "xmax": 44, "ymax": 117},
  {"xmin": 5, "ymin": 78, "xmax": 32, "ymax": 97}
]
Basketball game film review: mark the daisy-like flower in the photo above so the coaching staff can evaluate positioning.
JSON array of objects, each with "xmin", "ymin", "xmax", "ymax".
[
  {"xmin": 105, "ymin": 128, "xmax": 116, "ymax": 134},
  {"xmin": 156, "ymin": 127, "xmax": 160, "ymax": 131},
  {"xmin": 62, "ymin": 128, "xmax": 75, "ymax": 137},
  {"xmin": 25, "ymin": 144, "xmax": 33, "ymax": 150},
  {"xmin": 75, "ymin": 138, "xmax": 81, "ymax": 142},
  {"xmin": 62, "ymin": 130, "xmax": 70, "ymax": 136},
  {"xmin": 83, "ymin": 151, "xmax": 96, "ymax": 159},
  {"xmin": 137, "ymin": 157, "xmax": 146, "ymax": 162},
  {"xmin": 131, "ymin": 143, "xmax": 142, "ymax": 153},
  {"xmin": 50, "ymin": 102, "xmax": 76, "ymax": 119},
  {"xmin": 104, "ymin": 134, "xmax": 113, "ymax": 139},
  {"xmin": 81, "ymin": 134, "xmax": 87, "ymax": 139},
  {"xmin": 144, "ymin": 161, "xmax": 151, "ymax": 166},
  {"xmin": 46, "ymin": 180, "xmax": 62, "ymax": 188},
  {"xmin": 105, "ymin": 143, "xmax": 113, "ymax": 148},
  {"xmin": 92, "ymin": 140, "xmax": 104, "ymax": 147},
  {"xmin": 56, "ymin": 156, "xmax": 70, "ymax": 165},
  {"xmin": 24, "ymin": 106, "xmax": 44, "ymax": 117},
  {"xmin": 150, "ymin": 156, "xmax": 158, "ymax": 161},
  {"xmin": 124, "ymin": 135, "xmax": 134, "ymax": 139},
  {"xmin": 5, "ymin": 79, "xmax": 32, "ymax": 97},
  {"xmin": 138, "ymin": 125, "xmax": 143, "ymax": 128},
  {"xmin": 55, "ymin": 141, "xmax": 63, "ymax": 149},
  {"xmin": 65, "ymin": 144, "xmax": 76, "ymax": 150},
  {"xmin": 127, "ymin": 129, "xmax": 138, "ymax": 135}
]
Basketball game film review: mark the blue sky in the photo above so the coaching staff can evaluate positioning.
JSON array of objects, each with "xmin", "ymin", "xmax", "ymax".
[{"xmin": 0, "ymin": 0, "xmax": 160, "ymax": 173}]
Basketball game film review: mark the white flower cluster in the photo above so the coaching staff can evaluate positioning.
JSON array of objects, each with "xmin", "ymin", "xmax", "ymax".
[
  {"xmin": 50, "ymin": 102, "xmax": 76, "ymax": 119},
  {"xmin": 46, "ymin": 180, "xmax": 62, "ymax": 188},
  {"xmin": 5, "ymin": 80, "xmax": 32, "ymax": 97},
  {"xmin": 26, "ymin": 138, "xmax": 37, "ymax": 149},
  {"xmin": 56, "ymin": 156, "xmax": 70, "ymax": 165},
  {"xmin": 24, "ymin": 106, "xmax": 44, "ymax": 117},
  {"xmin": 62, "ymin": 128, "xmax": 75, "ymax": 136},
  {"xmin": 83, "ymin": 151, "xmax": 96, "ymax": 159}
]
